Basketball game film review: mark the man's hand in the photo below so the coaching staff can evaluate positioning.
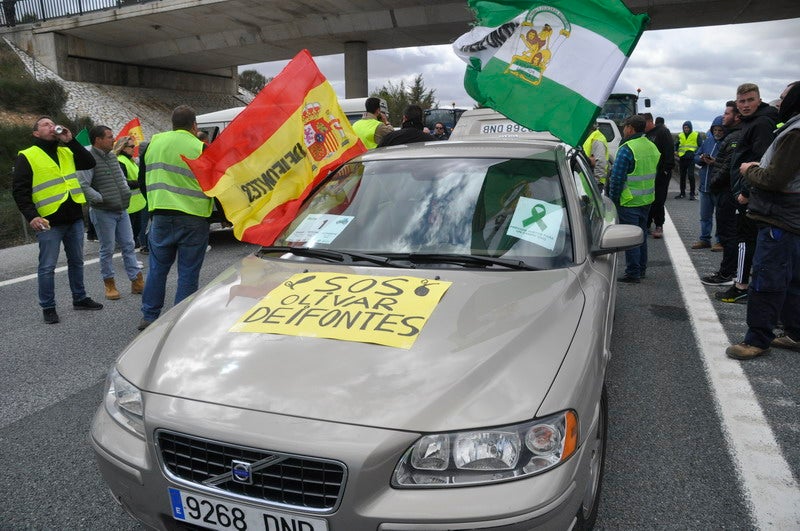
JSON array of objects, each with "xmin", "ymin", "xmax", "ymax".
[
  {"xmin": 740, "ymin": 161, "xmax": 759, "ymax": 175},
  {"xmin": 736, "ymin": 193, "xmax": 749, "ymax": 205},
  {"xmin": 30, "ymin": 217, "xmax": 50, "ymax": 232}
]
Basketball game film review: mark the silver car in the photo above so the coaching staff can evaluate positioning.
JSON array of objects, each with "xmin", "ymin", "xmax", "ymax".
[{"xmin": 91, "ymin": 119, "xmax": 642, "ymax": 530}]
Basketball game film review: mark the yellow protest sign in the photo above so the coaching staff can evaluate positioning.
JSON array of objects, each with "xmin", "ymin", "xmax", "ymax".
[{"xmin": 231, "ymin": 272, "xmax": 452, "ymax": 349}]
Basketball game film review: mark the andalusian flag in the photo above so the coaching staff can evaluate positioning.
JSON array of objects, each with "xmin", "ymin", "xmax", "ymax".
[
  {"xmin": 116, "ymin": 117, "xmax": 144, "ymax": 157},
  {"xmin": 454, "ymin": 0, "xmax": 649, "ymax": 146},
  {"xmin": 185, "ymin": 50, "xmax": 366, "ymax": 245}
]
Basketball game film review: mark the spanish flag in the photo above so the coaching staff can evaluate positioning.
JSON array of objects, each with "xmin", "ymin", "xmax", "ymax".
[
  {"xmin": 116, "ymin": 117, "xmax": 145, "ymax": 157},
  {"xmin": 185, "ymin": 50, "xmax": 366, "ymax": 246}
]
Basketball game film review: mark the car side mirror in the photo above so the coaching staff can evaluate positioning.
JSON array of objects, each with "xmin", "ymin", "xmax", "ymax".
[{"xmin": 591, "ymin": 224, "xmax": 644, "ymax": 256}]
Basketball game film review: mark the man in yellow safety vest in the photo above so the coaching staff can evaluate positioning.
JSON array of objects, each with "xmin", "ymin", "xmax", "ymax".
[
  {"xmin": 137, "ymin": 105, "xmax": 212, "ymax": 331},
  {"xmin": 12, "ymin": 116, "xmax": 104, "ymax": 324},
  {"xmin": 607, "ymin": 115, "xmax": 661, "ymax": 283},
  {"xmin": 675, "ymin": 121, "xmax": 700, "ymax": 199}
]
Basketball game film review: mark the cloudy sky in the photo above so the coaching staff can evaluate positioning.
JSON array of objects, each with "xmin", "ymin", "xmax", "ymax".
[{"xmin": 243, "ymin": 16, "xmax": 799, "ymax": 134}]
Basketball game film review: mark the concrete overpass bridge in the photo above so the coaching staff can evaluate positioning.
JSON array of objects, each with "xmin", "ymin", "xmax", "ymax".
[{"xmin": 2, "ymin": 0, "xmax": 799, "ymax": 96}]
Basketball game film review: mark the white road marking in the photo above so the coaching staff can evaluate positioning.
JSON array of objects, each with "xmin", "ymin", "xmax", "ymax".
[
  {"xmin": 0, "ymin": 255, "xmax": 104, "ymax": 288},
  {"xmin": 662, "ymin": 210, "xmax": 800, "ymax": 529}
]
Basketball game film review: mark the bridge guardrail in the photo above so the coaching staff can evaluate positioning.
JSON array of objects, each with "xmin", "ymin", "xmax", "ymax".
[{"xmin": 2, "ymin": 0, "xmax": 160, "ymax": 28}]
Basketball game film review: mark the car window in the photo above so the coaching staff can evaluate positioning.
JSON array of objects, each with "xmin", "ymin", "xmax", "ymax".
[
  {"xmin": 570, "ymin": 155, "xmax": 604, "ymax": 247},
  {"xmin": 273, "ymin": 156, "xmax": 574, "ymax": 269}
]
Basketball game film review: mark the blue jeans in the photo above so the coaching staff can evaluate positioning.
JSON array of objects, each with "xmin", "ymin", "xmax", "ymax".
[
  {"xmin": 129, "ymin": 208, "xmax": 149, "ymax": 248},
  {"xmin": 744, "ymin": 227, "xmax": 800, "ymax": 348},
  {"xmin": 618, "ymin": 204, "xmax": 650, "ymax": 278},
  {"xmin": 90, "ymin": 207, "xmax": 140, "ymax": 281},
  {"xmin": 36, "ymin": 219, "xmax": 87, "ymax": 308},
  {"xmin": 698, "ymin": 191, "xmax": 717, "ymax": 243},
  {"xmin": 141, "ymin": 214, "xmax": 209, "ymax": 322}
]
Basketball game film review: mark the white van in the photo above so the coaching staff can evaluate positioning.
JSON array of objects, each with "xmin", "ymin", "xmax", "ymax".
[{"xmin": 196, "ymin": 97, "xmax": 388, "ymax": 142}]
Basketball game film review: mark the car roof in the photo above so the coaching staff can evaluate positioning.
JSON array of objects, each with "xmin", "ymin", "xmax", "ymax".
[
  {"xmin": 449, "ymin": 108, "xmax": 564, "ymax": 144},
  {"xmin": 355, "ymin": 139, "xmax": 564, "ymax": 162}
]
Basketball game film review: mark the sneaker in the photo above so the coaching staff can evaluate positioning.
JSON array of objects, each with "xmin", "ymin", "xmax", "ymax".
[
  {"xmin": 139, "ymin": 246, "xmax": 149, "ymax": 255},
  {"xmin": 674, "ymin": 193, "xmax": 685, "ymax": 199},
  {"xmin": 691, "ymin": 240, "xmax": 711, "ymax": 249},
  {"xmin": 689, "ymin": 194, "xmax": 696, "ymax": 201},
  {"xmin": 770, "ymin": 335, "xmax": 800, "ymax": 352},
  {"xmin": 652, "ymin": 226, "xmax": 663, "ymax": 239},
  {"xmin": 714, "ymin": 286, "xmax": 748, "ymax": 303},
  {"xmin": 617, "ymin": 275, "xmax": 640, "ymax": 284},
  {"xmin": 43, "ymin": 308, "xmax": 60, "ymax": 324},
  {"xmin": 701, "ymin": 272, "xmax": 734, "ymax": 286},
  {"xmin": 711, "ymin": 242, "xmax": 724, "ymax": 252},
  {"xmin": 726, "ymin": 342, "xmax": 769, "ymax": 360},
  {"xmin": 138, "ymin": 318, "xmax": 153, "ymax": 331},
  {"xmin": 73, "ymin": 297, "xmax": 104, "ymax": 310}
]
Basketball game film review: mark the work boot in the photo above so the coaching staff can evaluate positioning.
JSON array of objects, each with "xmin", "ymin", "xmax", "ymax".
[
  {"xmin": 104, "ymin": 277, "xmax": 121, "ymax": 300},
  {"xmin": 131, "ymin": 272, "xmax": 145, "ymax": 294},
  {"xmin": 726, "ymin": 342, "xmax": 769, "ymax": 360}
]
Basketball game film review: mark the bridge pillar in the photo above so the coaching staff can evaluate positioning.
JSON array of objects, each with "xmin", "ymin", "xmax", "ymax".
[
  {"xmin": 9, "ymin": 32, "xmax": 238, "ymax": 94},
  {"xmin": 344, "ymin": 41, "xmax": 368, "ymax": 98}
]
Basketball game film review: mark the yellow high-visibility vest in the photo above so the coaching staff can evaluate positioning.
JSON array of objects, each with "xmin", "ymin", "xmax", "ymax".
[
  {"xmin": 118, "ymin": 155, "xmax": 146, "ymax": 213},
  {"xmin": 677, "ymin": 131, "xmax": 699, "ymax": 156},
  {"xmin": 20, "ymin": 145, "xmax": 86, "ymax": 217},
  {"xmin": 144, "ymin": 130, "xmax": 212, "ymax": 217},
  {"xmin": 620, "ymin": 136, "xmax": 659, "ymax": 207}
]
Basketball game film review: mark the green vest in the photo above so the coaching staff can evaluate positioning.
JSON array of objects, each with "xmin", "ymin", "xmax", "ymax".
[
  {"xmin": 677, "ymin": 131, "xmax": 699, "ymax": 156},
  {"xmin": 20, "ymin": 145, "xmax": 86, "ymax": 217},
  {"xmin": 352, "ymin": 118, "xmax": 381, "ymax": 149},
  {"xmin": 118, "ymin": 155, "xmax": 146, "ymax": 213},
  {"xmin": 144, "ymin": 130, "xmax": 212, "ymax": 217},
  {"xmin": 620, "ymin": 136, "xmax": 659, "ymax": 207}
]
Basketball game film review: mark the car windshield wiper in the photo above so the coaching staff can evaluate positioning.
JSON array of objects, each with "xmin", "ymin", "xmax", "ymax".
[
  {"xmin": 259, "ymin": 246, "xmax": 403, "ymax": 268},
  {"xmin": 389, "ymin": 253, "xmax": 539, "ymax": 271}
]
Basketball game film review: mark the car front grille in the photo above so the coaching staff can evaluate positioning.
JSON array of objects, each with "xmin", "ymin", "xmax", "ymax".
[{"xmin": 156, "ymin": 430, "xmax": 346, "ymax": 512}]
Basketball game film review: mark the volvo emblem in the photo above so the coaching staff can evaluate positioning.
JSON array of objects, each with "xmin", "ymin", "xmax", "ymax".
[{"xmin": 231, "ymin": 460, "xmax": 253, "ymax": 485}]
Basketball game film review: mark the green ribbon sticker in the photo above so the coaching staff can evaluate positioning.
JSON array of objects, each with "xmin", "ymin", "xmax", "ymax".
[{"xmin": 522, "ymin": 204, "xmax": 548, "ymax": 229}]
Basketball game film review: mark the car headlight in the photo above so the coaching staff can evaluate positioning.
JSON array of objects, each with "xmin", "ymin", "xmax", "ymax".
[
  {"xmin": 393, "ymin": 410, "xmax": 578, "ymax": 487},
  {"xmin": 104, "ymin": 367, "xmax": 145, "ymax": 437}
]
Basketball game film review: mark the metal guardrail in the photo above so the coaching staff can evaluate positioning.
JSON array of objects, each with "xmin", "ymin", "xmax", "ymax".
[{"xmin": 2, "ymin": 0, "xmax": 160, "ymax": 27}]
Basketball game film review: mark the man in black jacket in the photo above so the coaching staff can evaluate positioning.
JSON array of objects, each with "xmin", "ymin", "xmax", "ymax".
[
  {"xmin": 378, "ymin": 105, "xmax": 436, "ymax": 147},
  {"xmin": 12, "ymin": 117, "xmax": 104, "ymax": 324},
  {"xmin": 700, "ymin": 101, "xmax": 743, "ymax": 286},
  {"xmin": 714, "ymin": 83, "xmax": 779, "ymax": 304},
  {"xmin": 642, "ymin": 113, "xmax": 675, "ymax": 239}
]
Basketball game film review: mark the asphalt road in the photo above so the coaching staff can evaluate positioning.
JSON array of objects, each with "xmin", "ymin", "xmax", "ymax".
[{"xmin": 0, "ymin": 182, "xmax": 798, "ymax": 530}]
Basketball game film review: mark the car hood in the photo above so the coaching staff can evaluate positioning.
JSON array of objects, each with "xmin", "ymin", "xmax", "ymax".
[{"xmin": 120, "ymin": 256, "xmax": 584, "ymax": 432}]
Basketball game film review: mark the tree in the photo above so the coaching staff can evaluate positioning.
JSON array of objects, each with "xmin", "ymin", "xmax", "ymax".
[
  {"xmin": 372, "ymin": 74, "xmax": 437, "ymax": 127},
  {"xmin": 239, "ymin": 69, "xmax": 268, "ymax": 94}
]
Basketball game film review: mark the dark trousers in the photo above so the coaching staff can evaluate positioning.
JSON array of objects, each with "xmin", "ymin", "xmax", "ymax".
[
  {"xmin": 744, "ymin": 226, "xmax": 800, "ymax": 348},
  {"xmin": 735, "ymin": 207, "xmax": 758, "ymax": 285},
  {"xmin": 714, "ymin": 192, "xmax": 739, "ymax": 277},
  {"xmin": 647, "ymin": 169, "xmax": 672, "ymax": 228},
  {"xmin": 678, "ymin": 156, "xmax": 695, "ymax": 196},
  {"xmin": 618, "ymin": 204, "xmax": 650, "ymax": 278}
]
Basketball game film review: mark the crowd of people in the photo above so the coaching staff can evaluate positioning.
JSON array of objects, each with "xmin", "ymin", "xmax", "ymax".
[
  {"xmin": 12, "ymin": 85, "xmax": 800, "ymax": 361},
  {"xmin": 12, "ymin": 105, "xmax": 214, "ymax": 331},
  {"xmin": 604, "ymin": 81, "xmax": 800, "ymax": 361}
]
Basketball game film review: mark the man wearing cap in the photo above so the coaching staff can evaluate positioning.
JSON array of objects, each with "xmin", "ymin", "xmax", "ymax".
[{"xmin": 607, "ymin": 115, "xmax": 661, "ymax": 283}]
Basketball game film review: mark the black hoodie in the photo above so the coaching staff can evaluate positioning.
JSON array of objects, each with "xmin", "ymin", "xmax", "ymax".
[{"xmin": 729, "ymin": 102, "xmax": 779, "ymax": 197}]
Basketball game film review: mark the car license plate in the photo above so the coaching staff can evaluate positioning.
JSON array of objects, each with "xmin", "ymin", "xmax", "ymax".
[{"xmin": 168, "ymin": 487, "xmax": 328, "ymax": 531}]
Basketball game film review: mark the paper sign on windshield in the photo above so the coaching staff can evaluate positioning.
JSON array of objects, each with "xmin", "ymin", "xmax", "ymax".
[
  {"xmin": 231, "ymin": 273, "xmax": 452, "ymax": 349},
  {"xmin": 286, "ymin": 214, "xmax": 353, "ymax": 244},
  {"xmin": 507, "ymin": 197, "xmax": 563, "ymax": 250}
]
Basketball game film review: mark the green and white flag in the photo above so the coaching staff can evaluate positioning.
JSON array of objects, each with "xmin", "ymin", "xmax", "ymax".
[{"xmin": 454, "ymin": 0, "xmax": 649, "ymax": 146}]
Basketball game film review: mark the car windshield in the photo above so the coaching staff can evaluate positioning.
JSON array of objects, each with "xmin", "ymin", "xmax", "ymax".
[{"xmin": 271, "ymin": 156, "xmax": 573, "ymax": 269}]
